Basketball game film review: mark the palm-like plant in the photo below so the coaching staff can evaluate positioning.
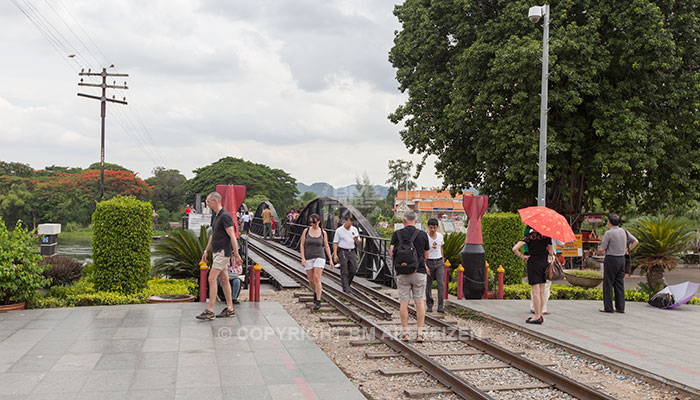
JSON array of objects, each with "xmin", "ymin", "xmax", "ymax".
[
  {"xmin": 152, "ymin": 226, "xmax": 210, "ymax": 280},
  {"xmin": 627, "ymin": 216, "xmax": 695, "ymax": 289},
  {"xmin": 442, "ymin": 232, "xmax": 466, "ymax": 270}
]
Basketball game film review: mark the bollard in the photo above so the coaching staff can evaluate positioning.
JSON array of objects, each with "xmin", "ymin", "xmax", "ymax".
[
  {"xmin": 443, "ymin": 260, "xmax": 451, "ymax": 300},
  {"xmin": 497, "ymin": 265, "xmax": 505, "ymax": 300},
  {"xmin": 457, "ymin": 264, "xmax": 465, "ymax": 300},
  {"xmin": 249, "ymin": 261, "xmax": 256, "ymax": 302},
  {"xmin": 482, "ymin": 261, "xmax": 489, "ymax": 299},
  {"xmin": 254, "ymin": 263, "xmax": 262, "ymax": 302},
  {"xmin": 199, "ymin": 261, "xmax": 208, "ymax": 303}
]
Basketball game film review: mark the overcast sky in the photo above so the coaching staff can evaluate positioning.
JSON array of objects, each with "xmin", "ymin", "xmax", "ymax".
[{"xmin": 0, "ymin": 0, "xmax": 442, "ymax": 189}]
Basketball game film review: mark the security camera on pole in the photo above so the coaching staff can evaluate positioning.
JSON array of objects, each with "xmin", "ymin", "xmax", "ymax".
[{"xmin": 528, "ymin": 4, "xmax": 549, "ymax": 207}]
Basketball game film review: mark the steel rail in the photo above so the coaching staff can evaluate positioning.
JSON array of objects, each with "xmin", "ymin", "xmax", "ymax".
[
  {"xmin": 252, "ymin": 238, "xmax": 616, "ymax": 400},
  {"xmin": 248, "ymin": 242, "xmax": 391, "ymax": 320},
  {"xmin": 248, "ymin": 241, "xmax": 493, "ymax": 400},
  {"xmin": 248, "ymin": 235, "xmax": 392, "ymax": 318}
]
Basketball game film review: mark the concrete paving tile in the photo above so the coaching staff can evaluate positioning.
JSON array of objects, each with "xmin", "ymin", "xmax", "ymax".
[
  {"xmin": 177, "ymin": 351, "xmax": 216, "ymax": 367},
  {"xmin": 79, "ymin": 327, "xmax": 119, "ymax": 339},
  {"xmin": 76, "ymin": 392, "xmax": 127, "ymax": 400},
  {"xmin": 259, "ymin": 365, "xmax": 305, "ymax": 385},
  {"xmin": 51, "ymin": 353, "xmax": 101, "ymax": 372},
  {"xmin": 88, "ymin": 319, "xmax": 122, "ymax": 328},
  {"xmin": 136, "ymin": 351, "xmax": 178, "ymax": 370},
  {"xmin": 4, "ymin": 329, "xmax": 52, "ymax": 344},
  {"xmin": 219, "ymin": 363, "xmax": 264, "ymax": 386},
  {"xmin": 153, "ymin": 309, "xmax": 182, "ymax": 319},
  {"xmin": 129, "ymin": 368, "xmax": 176, "ymax": 390},
  {"xmin": 179, "ymin": 337, "xmax": 215, "ymax": 352},
  {"xmin": 266, "ymin": 383, "xmax": 306, "ymax": 400},
  {"xmin": 31, "ymin": 370, "xmax": 89, "ymax": 394},
  {"xmin": 175, "ymin": 387, "xmax": 223, "ymax": 399},
  {"xmin": 221, "ymin": 384, "xmax": 271, "ymax": 400},
  {"xmin": 95, "ymin": 353, "xmax": 140, "ymax": 371},
  {"xmin": 0, "ymin": 330, "xmax": 15, "ymax": 341},
  {"xmin": 80, "ymin": 369, "xmax": 135, "ymax": 392},
  {"xmin": 23, "ymin": 319, "xmax": 64, "ymax": 330},
  {"xmin": 141, "ymin": 338, "xmax": 179, "ymax": 352},
  {"xmin": 216, "ymin": 350, "xmax": 256, "ymax": 367},
  {"xmin": 25, "ymin": 392, "xmax": 78, "ymax": 400},
  {"xmin": 311, "ymin": 382, "xmax": 367, "ymax": 400},
  {"xmin": 145, "ymin": 326, "xmax": 179, "ymax": 338},
  {"xmin": 112, "ymin": 327, "xmax": 149, "ymax": 340},
  {"xmin": 180, "ymin": 325, "xmax": 213, "ymax": 338},
  {"xmin": 297, "ymin": 361, "xmax": 349, "ymax": 384},
  {"xmin": 125, "ymin": 388, "xmax": 174, "ymax": 400},
  {"xmin": 4, "ymin": 310, "xmax": 45, "ymax": 320},
  {"xmin": 68, "ymin": 339, "xmax": 111, "ymax": 354},
  {"xmin": 103, "ymin": 339, "xmax": 145, "ymax": 354},
  {"xmin": 175, "ymin": 366, "xmax": 221, "ymax": 388},
  {"xmin": 0, "ymin": 320, "xmax": 29, "ymax": 330},
  {"xmin": 8, "ymin": 352, "xmax": 62, "ymax": 373},
  {"xmin": 0, "ymin": 372, "xmax": 45, "ymax": 395},
  {"xmin": 119, "ymin": 319, "xmax": 152, "ymax": 328}
]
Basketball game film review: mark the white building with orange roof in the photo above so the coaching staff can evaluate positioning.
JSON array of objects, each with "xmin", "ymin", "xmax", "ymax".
[{"xmin": 394, "ymin": 190, "xmax": 475, "ymax": 220}]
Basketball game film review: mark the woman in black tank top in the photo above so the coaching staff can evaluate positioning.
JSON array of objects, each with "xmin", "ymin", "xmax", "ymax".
[{"xmin": 300, "ymin": 213, "xmax": 334, "ymax": 310}]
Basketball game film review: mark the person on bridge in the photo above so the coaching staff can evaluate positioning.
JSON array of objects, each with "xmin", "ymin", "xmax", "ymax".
[
  {"xmin": 390, "ymin": 211, "xmax": 430, "ymax": 342},
  {"xmin": 196, "ymin": 192, "xmax": 243, "ymax": 320},
  {"xmin": 300, "ymin": 213, "xmax": 334, "ymax": 310},
  {"xmin": 425, "ymin": 218, "xmax": 445, "ymax": 313},
  {"xmin": 241, "ymin": 209, "xmax": 251, "ymax": 233},
  {"xmin": 262, "ymin": 204, "xmax": 273, "ymax": 239},
  {"xmin": 333, "ymin": 214, "xmax": 361, "ymax": 294}
]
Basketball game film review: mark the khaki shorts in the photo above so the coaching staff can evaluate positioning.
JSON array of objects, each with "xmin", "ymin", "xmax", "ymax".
[
  {"xmin": 212, "ymin": 250, "xmax": 228, "ymax": 271},
  {"xmin": 396, "ymin": 272, "xmax": 427, "ymax": 302}
]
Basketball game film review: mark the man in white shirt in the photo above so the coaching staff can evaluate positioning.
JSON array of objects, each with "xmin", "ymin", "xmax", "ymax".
[
  {"xmin": 332, "ymin": 214, "xmax": 361, "ymax": 293},
  {"xmin": 241, "ymin": 209, "xmax": 251, "ymax": 233},
  {"xmin": 425, "ymin": 218, "xmax": 445, "ymax": 313}
]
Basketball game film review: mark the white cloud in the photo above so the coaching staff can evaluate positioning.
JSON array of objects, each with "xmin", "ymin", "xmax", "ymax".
[{"xmin": 0, "ymin": 0, "xmax": 443, "ymax": 191}]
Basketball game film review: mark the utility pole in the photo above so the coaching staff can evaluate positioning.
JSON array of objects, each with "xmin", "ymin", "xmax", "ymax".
[{"xmin": 77, "ymin": 68, "xmax": 128, "ymax": 201}]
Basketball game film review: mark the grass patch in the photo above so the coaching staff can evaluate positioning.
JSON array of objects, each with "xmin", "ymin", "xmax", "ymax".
[
  {"xmin": 447, "ymin": 305, "xmax": 485, "ymax": 321},
  {"xmin": 564, "ymin": 269, "xmax": 603, "ymax": 279}
]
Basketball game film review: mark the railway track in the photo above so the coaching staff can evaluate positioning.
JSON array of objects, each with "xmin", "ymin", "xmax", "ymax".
[{"xmin": 246, "ymin": 235, "xmax": 615, "ymax": 400}]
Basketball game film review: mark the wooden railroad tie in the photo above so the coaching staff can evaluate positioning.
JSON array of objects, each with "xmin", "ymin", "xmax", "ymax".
[
  {"xmin": 349, "ymin": 337, "xmax": 459, "ymax": 346},
  {"xmin": 297, "ymin": 296, "xmax": 315, "ymax": 303},
  {"xmin": 403, "ymin": 381, "xmax": 601, "ymax": 398},
  {"xmin": 293, "ymin": 291, "xmax": 313, "ymax": 297},
  {"xmin": 365, "ymin": 349, "xmax": 525, "ymax": 359},
  {"xmin": 328, "ymin": 321, "xmax": 358, "ymax": 327},
  {"xmin": 319, "ymin": 316, "xmax": 348, "ymax": 322},
  {"xmin": 379, "ymin": 360, "xmax": 556, "ymax": 376}
]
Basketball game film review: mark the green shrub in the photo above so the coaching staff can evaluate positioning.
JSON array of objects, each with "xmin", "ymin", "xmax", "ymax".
[
  {"xmin": 92, "ymin": 196, "xmax": 153, "ymax": 294},
  {"xmin": 565, "ymin": 269, "xmax": 603, "ymax": 279},
  {"xmin": 40, "ymin": 255, "xmax": 84, "ymax": 286},
  {"xmin": 142, "ymin": 278, "xmax": 198, "ymax": 298},
  {"xmin": 152, "ymin": 226, "xmax": 210, "ymax": 280},
  {"xmin": 0, "ymin": 219, "xmax": 49, "ymax": 305},
  {"xmin": 482, "ymin": 213, "xmax": 525, "ymax": 285},
  {"xmin": 443, "ymin": 232, "xmax": 466, "ymax": 270}
]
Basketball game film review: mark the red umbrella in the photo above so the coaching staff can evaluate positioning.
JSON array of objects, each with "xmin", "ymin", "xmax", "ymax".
[{"xmin": 517, "ymin": 206, "xmax": 576, "ymax": 243}]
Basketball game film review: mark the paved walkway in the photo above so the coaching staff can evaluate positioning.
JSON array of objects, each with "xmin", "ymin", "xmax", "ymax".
[
  {"xmin": 448, "ymin": 299, "xmax": 700, "ymax": 396},
  {"xmin": 0, "ymin": 302, "xmax": 365, "ymax": 400}
]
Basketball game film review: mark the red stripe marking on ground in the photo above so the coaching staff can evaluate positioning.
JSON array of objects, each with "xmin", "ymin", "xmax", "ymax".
[
  {"xmin": 601, "ymin": 342, "xmax": 647, "ymax": 357},
  {"xmin": 552, "ymin": 327, "xmax": 590, "ymax": 339},
  {"xmin": 279, "ymin": 351, "xmax": 297, "ymax": 370},
  {"xmin": 294, "ymin": 377, "xmax": 317, "ymax": 400},
  {"xmin": 664, "ymin": 363, "xmax": 700, "ymax": 377},
  {"xmin": 271, "ymin": 337, "xmax": 282, "ymax": 347},
  {"xmin": 517, "ymin": 314, "xmax": 530, "ymax": 319}
]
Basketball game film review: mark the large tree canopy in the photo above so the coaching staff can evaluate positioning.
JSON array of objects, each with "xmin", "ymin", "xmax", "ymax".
[
  {"xmin": 389, "ymin": 0, "xmax": 700, "ymax": 215},
  {"xmin": 184, "ymin": 157, "xmax": 298, "ymax": 213},
  {"xmin": 146, "ymin": 167, "xmax": 187, "ymax": 215}
]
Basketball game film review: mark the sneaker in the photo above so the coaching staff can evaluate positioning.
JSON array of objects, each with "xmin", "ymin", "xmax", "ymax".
[
  {"xmin": 233, "ymin": 299, "xmax": 240, "ymax": 305},
  {"xmin": 216, "ymin": 308, "xmax": 235, "ymax": 318},
  {"xmin": 313, "ymin": 300, "xmax": 321, "ymax": 311},
  {"xmin": 437, "ymin": 308, "xmax": 445, "ymax": 313},
  {"xmin": 196, "ymin": 310, "xmax": 215, "ymax": 320},
  {"xmin": 426, "ymin": 308, "xmax": 433, "ymax": 313}
]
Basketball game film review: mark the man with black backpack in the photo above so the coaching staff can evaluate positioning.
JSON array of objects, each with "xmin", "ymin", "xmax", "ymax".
[{"xmin": 390, "ymin": 211, "xmax": 430, "ymax": 342}]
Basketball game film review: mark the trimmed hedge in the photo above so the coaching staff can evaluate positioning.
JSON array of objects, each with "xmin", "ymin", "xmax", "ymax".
[
  {"xmin": 0, "ymin": 219, "xmax": 49, "ymax": 305},
  {"xmin": 482, "ymin": 212, "xmax": 525, "ymax": 286},
  {"xmin": 31, "ymin": 278, "xmax": 197, "ymax": 308},
  {"xmin": 92, "ymin": 196, "xmax": 152, "ymax": 294}
]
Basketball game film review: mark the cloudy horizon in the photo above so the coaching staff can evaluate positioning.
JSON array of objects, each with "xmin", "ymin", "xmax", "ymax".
[{"xmin": 0, "ymin": 0, "xmax": 443, "ymax": 189}]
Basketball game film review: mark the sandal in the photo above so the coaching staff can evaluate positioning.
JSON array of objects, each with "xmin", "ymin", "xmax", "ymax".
[
  {"xmin": 416, "ymin": 334, "xmax": 425, "ymax": 343},
  {"xmin": 399, "ymin": 333, "xmax": 409, "ymax": 342}
]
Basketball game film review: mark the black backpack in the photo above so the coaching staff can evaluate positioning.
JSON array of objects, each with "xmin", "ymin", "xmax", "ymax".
[{"xmin": 394, "ymin": 228, "xmax": 420, "ymax": 274}]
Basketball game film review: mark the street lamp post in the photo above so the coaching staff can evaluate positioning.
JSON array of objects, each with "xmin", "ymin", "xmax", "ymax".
[{"xmin": 529, "ymin": 4, "xmax": 549, "ymax": 207}]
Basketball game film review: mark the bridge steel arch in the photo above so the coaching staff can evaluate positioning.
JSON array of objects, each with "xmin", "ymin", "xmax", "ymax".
[
  {"xmin": 284, "ymin": 197, "xmax": 394, "ymax": 286},
  {"xmin": 250, "ymin": 201, "xmax": 281, "ymax": 237}
]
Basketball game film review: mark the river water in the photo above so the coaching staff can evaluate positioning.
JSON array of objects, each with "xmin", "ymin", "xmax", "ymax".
[{"xmin": 57, "ymin": 236, "xmax": 158, "ymax": 264}]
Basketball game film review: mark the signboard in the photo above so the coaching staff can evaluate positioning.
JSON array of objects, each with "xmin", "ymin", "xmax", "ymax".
[
  {"xmin": 188, "ymin": 214, "xmax": 211, "ymax": 236},
  {"xmin": 584, "ymin": 215, "xmax": 604, "ymax": 224},
  {"xmin": 561, "ymin": 233, "xmax": 583, "ymax": 257}
]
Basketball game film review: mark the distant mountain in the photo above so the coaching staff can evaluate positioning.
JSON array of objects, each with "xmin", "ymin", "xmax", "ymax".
[{"xmin": 297, "ymin": 182, "xmax": 390, "ymax": 200}]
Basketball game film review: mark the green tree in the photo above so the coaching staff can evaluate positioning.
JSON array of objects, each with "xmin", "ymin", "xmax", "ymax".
[
  {"xmin": 146, "ymin": 167, "xmax": 187, "ymax": 216},
  {"xmin": 87, "ymin": 162, "xmax": 132, "ymax": 173},
  {"xmin": 0, "ymin": 183, "xmax": 35, "ymax": 228},
  {"xmin": 386, "ymin": 159, "xmax": 416, "ymax": 192},
  {"xmin": 292, "ymin": 191, "xmax": 317, "ymax": 211},
  {"xmin": 184, "ymin": 157, "xmax": 298, "ymax": 214},
  {"xmin": 389, "ymin": 0, "xmax": 700, "ymax": 215},
  {"xmin": 354, "ymin": 171, "xmax": 377, "ymax": 215},
  {"xmin": 245, "ymin": 194, "xmax": 271, "ymax": 212}
]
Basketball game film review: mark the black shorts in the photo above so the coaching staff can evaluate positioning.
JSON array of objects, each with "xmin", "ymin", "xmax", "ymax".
[{"xmin": 527, "ymin": 255, "xmax": 548, "ymax": 285}]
